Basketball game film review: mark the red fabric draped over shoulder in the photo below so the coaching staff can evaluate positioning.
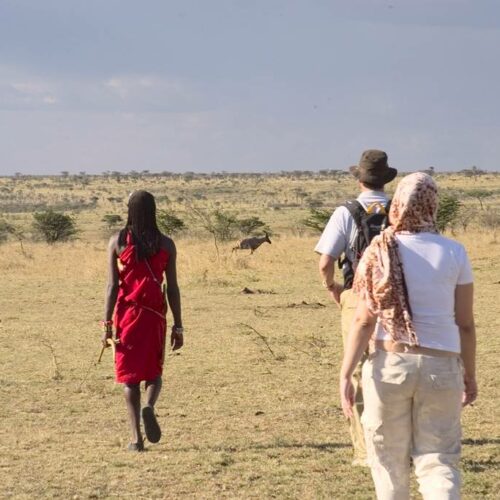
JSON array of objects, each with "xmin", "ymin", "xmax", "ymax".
[{"xmin": 114, "ymin": 232, "xmax": 169, "ymax": 384}]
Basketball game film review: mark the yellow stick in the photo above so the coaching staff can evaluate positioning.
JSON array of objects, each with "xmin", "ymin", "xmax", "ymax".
[{"xmin": 97, "ymin": 338, "xmax": 120, "ymax": 364}]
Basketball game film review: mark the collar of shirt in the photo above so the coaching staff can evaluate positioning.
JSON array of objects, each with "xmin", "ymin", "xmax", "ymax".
[
  {"xmin": 357, "ymin": 190, "xmax": 386, "ymax": 200},
  {"xmin": 355, "ymin": 190, "xmax": 389, "ymax": 211}
]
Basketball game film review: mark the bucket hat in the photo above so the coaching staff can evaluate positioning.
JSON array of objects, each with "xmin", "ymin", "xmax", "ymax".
[{"xmin": 349, "ymin": 149, "xmax": 397, "ymax": 185}]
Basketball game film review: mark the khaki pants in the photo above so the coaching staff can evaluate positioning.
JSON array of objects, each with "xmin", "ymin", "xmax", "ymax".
[
  {"xmin": 362, "ymin": 350, "xmax": 463, "ymax": 500},
  {"xmin": 340, "ymin": 289, "xmax": 367, "ymax": 462}
]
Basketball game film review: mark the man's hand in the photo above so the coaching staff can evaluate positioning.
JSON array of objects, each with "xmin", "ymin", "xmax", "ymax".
[
  {"xmin": 171, "ymin": 327, "xmax": 184, "ymax": 351},
  {"xmin": 101, "ymin": 329, "xmax": 113, "ymax": 347},
  {"xmin": 328, "ymin": 282, "xmax": 343, "ymax": 306}
]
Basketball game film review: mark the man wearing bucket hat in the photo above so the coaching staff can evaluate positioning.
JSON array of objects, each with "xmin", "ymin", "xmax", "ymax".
[{"xmin": 315, "ymin": 149, "xmax": 397, "ymax": 466}]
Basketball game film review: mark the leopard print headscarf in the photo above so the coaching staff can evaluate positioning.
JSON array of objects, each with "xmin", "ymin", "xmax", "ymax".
[{"xmin": 353, "ymin": 172, "xmax": 439, "ymax": 345}]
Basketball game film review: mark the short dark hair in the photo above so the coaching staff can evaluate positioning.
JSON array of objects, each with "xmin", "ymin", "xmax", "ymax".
[{"xmin": 361, "ymin": 180, "xmax": 385, "ymax": 191}]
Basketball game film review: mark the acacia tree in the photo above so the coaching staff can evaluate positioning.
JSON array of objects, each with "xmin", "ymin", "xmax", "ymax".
[
  {"xmin": 302, "ymin": 208, "xmax": 331, "ymax": 233},
  {"xmin": 33, "ymin": 210, "xmax": 77, "ymax": 243},
  {"xmin": 0, "ymin": 219, "xmax": 15, "ymax": 243},
  {"xmin": 436, "ymin": 194, "xmax": 461, "ymax": 232},
  {"xmin": 101, "ymin": 214, "xmax": 123, "ymax": 230},
  {"xmin": 186, "ymin": 205, "xmax": 224, "ymax": 258},
  {"xmin": 157, "ymin": 211, "xmax": 186, "ymax": 235},
  {"xmin": 211, "ymin": 210, "xmax": 239, "ymax": 241},
  {"xmin": 236, "ymin": 216, "xmax": 268, "ymax": 236},
  {"xmin": 0, "ymin": 219, "xmax": 29, "ymax": 256},
  {"xmin": 465, "ymin": 189, "xmax": 493, "ymax": 210},
  {"xmin": 187, "ymin": 204, "xmax": 269, "ymax": 258},
  {"xmin": 479, "ymin": 210, "xmax": 500, "ymax": 241},
  {"xmin": 456, "ymin": 205, "xmax": 477, "ymax": 233}
]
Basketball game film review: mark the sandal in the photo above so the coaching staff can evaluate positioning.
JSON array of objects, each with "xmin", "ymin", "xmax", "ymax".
[
  {"xmin": 127, "ymin": 439, "xmax": 144, "ymax": 452},
  {"xmin": 142, "ymin": 406, "xmax": 161, "ymax": 443}
]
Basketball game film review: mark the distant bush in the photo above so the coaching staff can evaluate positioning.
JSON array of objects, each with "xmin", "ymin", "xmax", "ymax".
[
  {"xmin": 455, "ymin": 205, "xmax": 478, "ymax": 233},
  {"xmin": 307, "ymin": 198, "xmax": 324, "ymax": 208},
  {"xmin": 101, "ymin": 214, "xmax": 123, "ymax": 230},
  {"xmin": 155, "ymin": 195, "xmax": 170, "ymax": 204},
  {"xmin": 436, "ymin": 194, "xmax": 461, "ymax": 232},
  {"xmin": 32, "ymin": 210, "xmax": 77, "ymax": 243},
  {"xmin": 292, "ymin": 187, "xmax": 308, "ymax": 203},
  {"xmin": 478, "ymin": 210, "xmax": 500, "ymax": 238},
  {"xmin": 187, "ymin": 206, "xmax": 272, "ymax": 258},
  {"xmin": 237, "ymin": 216, "xmax": 267, "ymax": 236},
  {"xmin": 0, "ymin": 219, "xmax": 16, "ymax": 243},
  {"xmin": 107, "ymin": 197, "xmax": 123, "ymax": 203},
  {"xmin": 302, "ymin": 208, "xmax": 331, "ymax": 233},
  {"xmin": 212, "ymin": 210, "xmax": 239, "ymax": 241},
  {"xmin": 157, "ymin": 211, "xmax": 186, "ymax": 235},
  {"xmin": 464, "ymin": 189, "xmax": 493, "ymax": 210}
]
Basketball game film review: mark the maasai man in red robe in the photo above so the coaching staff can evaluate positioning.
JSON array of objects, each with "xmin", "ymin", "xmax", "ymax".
[{"xmin": 102, "ymin": 190, "xmax": 183, "ymax": 451}]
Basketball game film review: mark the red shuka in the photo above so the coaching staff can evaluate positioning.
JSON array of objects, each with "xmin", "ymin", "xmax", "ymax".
[{"xmin": 114, "ymin": 233, "xmax": 169, "ymax": 384}]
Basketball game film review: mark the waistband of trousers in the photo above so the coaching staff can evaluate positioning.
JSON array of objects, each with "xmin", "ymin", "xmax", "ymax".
[{"xmin": 374, "ymin": 340, "xmax": 459, "ymax": 358}]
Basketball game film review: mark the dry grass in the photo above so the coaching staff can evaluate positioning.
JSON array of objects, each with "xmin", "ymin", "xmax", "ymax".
[{"xmin": 0, "ymin": 173, "xmax": 499, "ymax": 499}]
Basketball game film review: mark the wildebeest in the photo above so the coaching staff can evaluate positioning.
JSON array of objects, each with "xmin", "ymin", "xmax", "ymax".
[{"xmin": 232, "ymin": 232, "xmax": 272, "ymax": 254}]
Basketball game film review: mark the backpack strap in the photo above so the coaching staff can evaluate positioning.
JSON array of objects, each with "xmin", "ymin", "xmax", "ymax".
[
  {"xmin": 336, "ymin": 200, "xmax": 366, "ymax": 288},
  {"xmin": 343, "ymin": 200, "xmax": 371, "ymax": 251},
  {"xmin": 343, "ymin": 199, "xmax": 365, "ymax": 226},
  {"xmin": 337, "ymin": 198, "xmax": 391, "ymax": 289}
]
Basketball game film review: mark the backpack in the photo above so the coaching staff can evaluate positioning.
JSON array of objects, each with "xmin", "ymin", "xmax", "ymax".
[{"xmin": 338, "ymin": 199, "xmax": 391, "ymax": 290}]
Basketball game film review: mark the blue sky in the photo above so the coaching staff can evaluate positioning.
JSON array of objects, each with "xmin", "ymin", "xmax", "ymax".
[{"xmin": 0, "ymin": 0, "xmax": 499, "ymax": 175}]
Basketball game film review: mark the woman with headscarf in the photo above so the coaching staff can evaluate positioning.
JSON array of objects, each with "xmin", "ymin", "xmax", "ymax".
[
  {"xmin": 340, "ymin": 173, "xmax": 477, "ymax": 499},
  {"xmin": 102, "ymin": 190, "xmax": 183, "ymax": 451}
]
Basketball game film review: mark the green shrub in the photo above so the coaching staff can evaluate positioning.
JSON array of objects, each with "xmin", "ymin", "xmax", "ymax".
[
  {"xmin": 157, "ymin": 211, "xmax": 186, "ymax": 235},
  {"xmin": 478, "ymin": 210, "xmax": 500, "ymax": 233},
  {"xmin": 101, "ymin": 214, "xmax": 123, "ymax": 229},
  {"xmin": 302, "ymin": 208, "xmax": 331, "ymax": 233},
  {"xmin": 32, "ymin": 210, "xmax": 77, "ymax": 243},
  {"xmin": 212, "ymin": 210, "xmax": 238, "ymax": 241},
  {"xmin": 464, "ymin": 189, "xmax": 493, "ymax": 210},
  {"xmin": 0, "ymin": 219, "xmax": 16, "ymax": 243},
  {"xmin": 237, "ymin": 216, "xmax": 267, "ymax": 236},
  {"xmin": 436, "ymin": 194, "xmax": 461, "ymax": 232}
]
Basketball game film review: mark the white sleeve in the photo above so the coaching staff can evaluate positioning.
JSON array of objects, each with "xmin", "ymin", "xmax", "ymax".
[
  {"xmin": 314, "ymin": 206, "xmax": 349, "ymax": 259},
  {"xmin": 457, "ymin": 244, "xmax": 474, "ymax": 285}
]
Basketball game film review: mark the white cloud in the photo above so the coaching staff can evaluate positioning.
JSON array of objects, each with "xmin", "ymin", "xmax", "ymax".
[
  {"xmin": 1, "ymin": 77, "xmax": 59, "ymax": 107},
  {"xmin": 105, "ymin": 77, "xmax": 128, "ymax": 98},
  {"xmin": 42, "ymin": 95, "xmax": 57, "ymax": 104},
  {"xmin": 11, "ymin": 82, "xmax": 46, "ymax": 94},
  {"xmin": 104, "ymin": 75, "xmax": 188, "ymax": 102},
  {"xmin": 0, "ymin": 66, "xmax": 199, "ymax": 113}
]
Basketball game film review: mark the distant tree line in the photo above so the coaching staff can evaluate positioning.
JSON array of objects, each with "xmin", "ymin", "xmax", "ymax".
[{"xmin": 5, "ymin": 165, "xmax": 498, "ymax": 182}]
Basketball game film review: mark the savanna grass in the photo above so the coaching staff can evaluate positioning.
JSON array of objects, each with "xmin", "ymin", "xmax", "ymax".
[{"xmin": 0, "ymin": 172, "xmax": 498, "ymax": 498}]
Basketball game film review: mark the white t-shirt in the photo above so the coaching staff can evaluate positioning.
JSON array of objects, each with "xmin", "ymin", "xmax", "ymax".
[
  {"xmin": 375, "ymin": 232, "xmax": 474, "ymax": 353},
  {"xmin": 314, "ymin": 191, "xmax": 390, "ymax": 262}
]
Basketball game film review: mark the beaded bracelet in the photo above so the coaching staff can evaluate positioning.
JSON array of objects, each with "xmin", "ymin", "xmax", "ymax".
[{"xmin": 100, "ymin": 320, "xmax": 113, "ymax": 330}]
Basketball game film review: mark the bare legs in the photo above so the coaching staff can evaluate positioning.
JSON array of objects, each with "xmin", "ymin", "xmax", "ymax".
[
  {"xmin": 145, "ymin": 376, "xmax": 162, "ymax": 408},
  {"xmin": 124, "ymin": 383, "xmax": 142, "ymax": 446},
  {"xmin": 124, "ymin": 376, "xmax": 162, "ymax": 449}
]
